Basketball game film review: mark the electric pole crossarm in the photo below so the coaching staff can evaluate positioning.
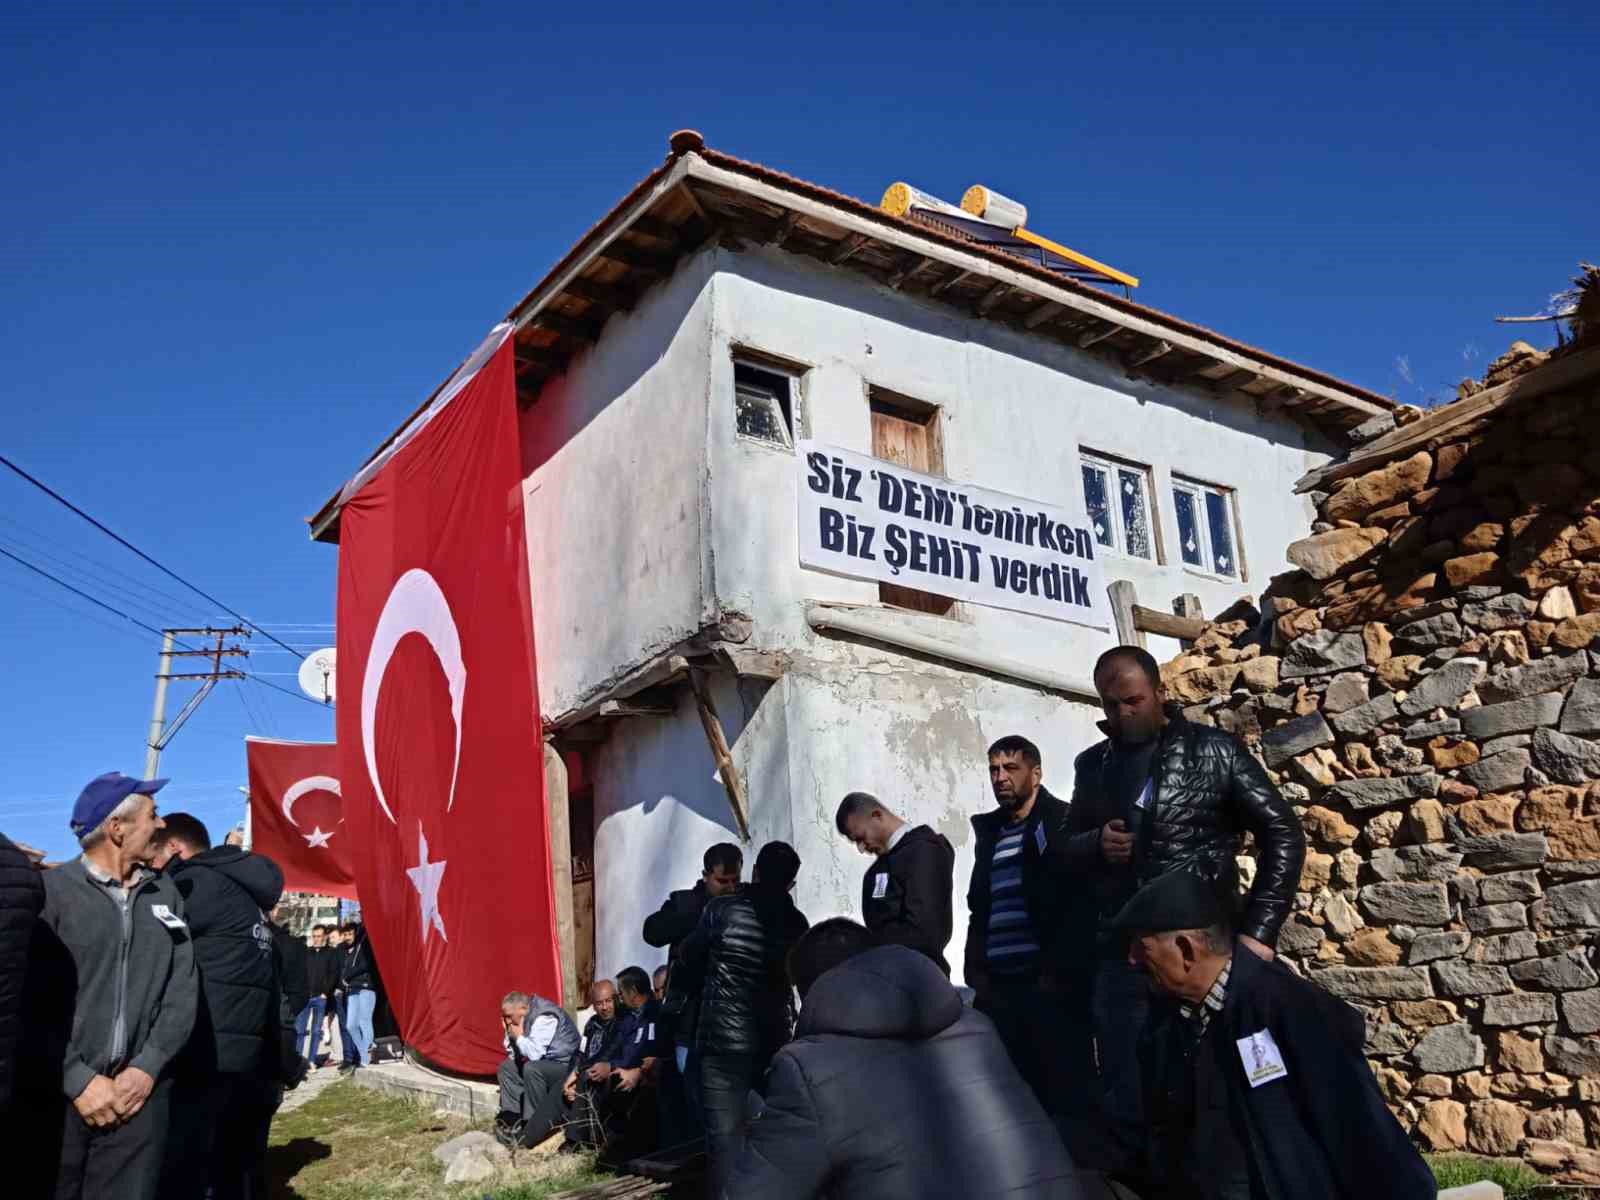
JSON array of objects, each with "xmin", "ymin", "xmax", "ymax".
[{"xmin": 144, "ymin": 627, "xmax": 250, "ymax": 776}]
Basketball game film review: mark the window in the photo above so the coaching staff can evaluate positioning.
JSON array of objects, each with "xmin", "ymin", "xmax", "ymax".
[
  {"xmin": 733, "ymin": 359, "xmax": 796, "ymax": 447},
  {"xmin": 870, "ymin": 388, "xmax": 954, "ymax": 617},
  {"xmin": 1173, "ymin": 476, "xmax": 1242, "ymax": 579},
  {"xmin": 1081, "ymin": 450, "xmax": 1156, "ymax": 561}
]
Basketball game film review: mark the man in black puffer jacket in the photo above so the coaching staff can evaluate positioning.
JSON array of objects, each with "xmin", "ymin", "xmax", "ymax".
[
  {"xmin": 725, "ymin": 920, "xmax": 1109, "ymax": 1200},
  {"xmin": 675, "ymin": 840, "xmax": 808, "ymax": 1197},
  {"xmin": 0, "ymin": 831, "xmax": 44, "ymax": 1114},
  {"xmin": 152, "ymin": 813, "xmax": 288, "ymax": 1200},
  {"xmin": 1066, "ymin": 646, "xmax": 1304, "ymax": 1170}
]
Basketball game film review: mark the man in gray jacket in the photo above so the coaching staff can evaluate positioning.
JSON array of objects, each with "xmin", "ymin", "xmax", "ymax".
[{"xmin": 19, "ymin": 772, "xmax": 198, "ymax": 1200}]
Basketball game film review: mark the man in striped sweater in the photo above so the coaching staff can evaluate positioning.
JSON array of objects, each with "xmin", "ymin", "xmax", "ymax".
[{"xmin": 964, "ymin": 735, "xmax": 1083, "ymax": 1117}]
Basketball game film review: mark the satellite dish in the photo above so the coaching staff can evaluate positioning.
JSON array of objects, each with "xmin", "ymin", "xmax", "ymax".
[{"xmin": 298, "ymin": 647, "xmax": 337, "ymax": 704}]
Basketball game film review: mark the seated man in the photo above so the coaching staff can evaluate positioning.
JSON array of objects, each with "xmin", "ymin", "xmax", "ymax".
[
  {"xmin": 495, "ymin": 990, "xmax": 580, "ymax": 1148},
  {"xmin": 561, "ymin": 979, "xmax": 624, "ymax": 1151},
  {"xmin": 724, "ymin": 919, "xmax": 1098, "ymax": 1199},
  {"xmin": 1115, "ymin": 871, "xmax": 1435, "ymax": 1200},
  {"xmin": 573, "ymin": 966, "xmax": 662, "ymax": 1161}
]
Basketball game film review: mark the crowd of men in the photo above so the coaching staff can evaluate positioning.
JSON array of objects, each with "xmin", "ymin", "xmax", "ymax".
[
  {"xmin": 0, "ymin": 642, "xmax": 1444, "ymax": 1199},
  {"xmin": 0, "ymin": 771, "xmax": 381, "ymax": 1200},
  {"xmin": 496, "ymin": 645, "xmax": 1440, "ymax": 1199}
]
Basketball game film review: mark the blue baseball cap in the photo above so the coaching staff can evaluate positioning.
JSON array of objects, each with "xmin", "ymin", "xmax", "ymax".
[{"xmin": 70, "ymin": 772, "xmax": 168, "ymax": 839}]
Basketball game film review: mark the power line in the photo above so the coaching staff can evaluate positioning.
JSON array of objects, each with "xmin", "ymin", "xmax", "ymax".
[
  {"xmin": 0, "ymin": 513, "xmax": 208, "ymax": 618},
  {"xmin": 1, "ymin": 453, "xmax": 307, "ymax": 661},
  {"xmin": 0, "ymin": 545, "xmax": 172, "ymax": 640},
  {"xmin": 0, "ymin": 536, "xmax": 193, "ymax": 630}
]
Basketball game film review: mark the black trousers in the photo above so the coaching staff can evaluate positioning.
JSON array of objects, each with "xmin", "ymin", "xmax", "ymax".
[
  {"xmin": 1089, "ymin": 955, "xmax": 1153, "ymax": 1170},
  {"xmin": 17, "ymin": 1076, "xmax": 173, "ymax": 1200},
  {"xmin": 497, "ymin": 1058, "xmax": 570, "ymax": 1146},
  {"xmin": 699, "ymin": 1051, "xmax": 765, "ymax": 1199},
  {"xmin": 563, "ymin": 1073, "xmax": 618, "ymax": 1149},
  {"xmin": 979, "ymin": 977, "xmax": 1082, "ymax": 1117},
  {"xmin": 158, "ymin": 1074, "xmax": 281, "ymax": 1200}
]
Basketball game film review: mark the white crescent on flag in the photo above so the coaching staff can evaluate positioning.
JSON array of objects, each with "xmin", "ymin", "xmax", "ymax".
[
  {"xmin": 281, "ymin": 775, "xmax": 341, "ymax": 828},
  {"xmin": 360, "ymin": 567, "xmax": 466, "ymax": 825}
]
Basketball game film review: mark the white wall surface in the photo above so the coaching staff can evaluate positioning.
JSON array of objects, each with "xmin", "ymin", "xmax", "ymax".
[{"xmin": 518, "ymin": 255, "xmax": 718, "ymax": 719}]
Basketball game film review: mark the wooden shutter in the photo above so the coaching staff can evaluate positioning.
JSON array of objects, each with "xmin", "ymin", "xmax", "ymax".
[{"xmin": 871, "ymin": 395, "xmax": 954, "ymax": 615}]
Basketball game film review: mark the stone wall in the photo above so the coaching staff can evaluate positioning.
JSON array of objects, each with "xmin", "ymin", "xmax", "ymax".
[{"xmin": 1162, "ymin": 346, "xmax": 1600, "ymax": 1182}]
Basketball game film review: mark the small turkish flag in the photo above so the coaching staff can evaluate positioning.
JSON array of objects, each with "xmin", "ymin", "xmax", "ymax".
[{"xmin": 246, "ymin": 738, "xmax": 356, "ymax": 900}]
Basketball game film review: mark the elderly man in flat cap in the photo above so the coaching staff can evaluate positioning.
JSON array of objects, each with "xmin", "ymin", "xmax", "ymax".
[{"xmin": 1112, "ymin": 870, "xmax": 1435, "ymax": 1200}]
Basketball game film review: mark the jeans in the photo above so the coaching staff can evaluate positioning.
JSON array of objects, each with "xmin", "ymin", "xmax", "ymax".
[
  {"xmin": 345, "ymin": 988, "xmax": 376, "ymax": 1066},
  {"xmin": 699, "ymin": 1051, "xmax": 763, "ymax": 1198},
  {"xmin": 295, "ymin": 996, "xmax": 327, "ymax": 1063},
  {"xmin": 157, "ymin": 1074, "xmax": 280, "ymax": 1200}
]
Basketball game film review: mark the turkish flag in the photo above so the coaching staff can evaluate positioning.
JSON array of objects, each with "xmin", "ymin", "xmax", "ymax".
[
  {"xmin": 334, "ymin": 326, "xmax": 561, "ymax": 1074},
  {"xmin": 246, "ymin": 738, "xmax": 356, "ymax": 900}
]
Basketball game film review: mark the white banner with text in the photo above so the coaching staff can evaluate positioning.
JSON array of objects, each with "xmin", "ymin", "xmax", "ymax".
[{"xmin": 797, "ymin": 440, "xmax": 1112, "ymax": 629}]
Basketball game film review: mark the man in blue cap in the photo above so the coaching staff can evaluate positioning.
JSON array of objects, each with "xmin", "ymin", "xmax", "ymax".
[
  {"xmin": 1112, "ymin": 870, "xmax": 1434, "ymax": 1200},
  {"xmin": 18, "ymin": 772, "xmax": 198, "ymax": 1200}
]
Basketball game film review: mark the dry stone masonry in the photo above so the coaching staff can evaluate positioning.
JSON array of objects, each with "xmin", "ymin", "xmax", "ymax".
[{"xmin": 1161, "ymin": 339, "xmax": 1600, "ymax": 1182}]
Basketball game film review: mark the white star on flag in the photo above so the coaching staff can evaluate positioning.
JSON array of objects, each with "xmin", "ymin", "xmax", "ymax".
[
  {"xmin": 406, "ymin": 823, "xmax": 449, "ymax": 944},
  {"xmin": 303, "ymin": 826, "xmax": 333, "ymax": 848}
]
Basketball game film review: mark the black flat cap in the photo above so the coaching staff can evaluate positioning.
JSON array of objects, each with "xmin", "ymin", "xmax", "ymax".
[{"xmin": 1109, "ymin": 870, "xmax": 1227, "ymax": 935}]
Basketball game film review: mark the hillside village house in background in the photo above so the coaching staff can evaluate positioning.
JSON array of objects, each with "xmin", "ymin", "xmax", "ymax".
[{"xmin": 309, "ymin": 131, "xmax": 1391, "ymax": 995}]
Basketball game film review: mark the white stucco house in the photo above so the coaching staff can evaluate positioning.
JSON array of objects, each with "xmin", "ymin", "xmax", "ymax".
[{"xmin": 311, "ymin": 131, "xmax": 1391, "ymax": 994}]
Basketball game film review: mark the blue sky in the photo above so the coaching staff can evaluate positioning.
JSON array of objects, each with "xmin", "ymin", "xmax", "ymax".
[{"xmin": 2, "ymin": 3, "xmax": 1593, "ymax": 859}]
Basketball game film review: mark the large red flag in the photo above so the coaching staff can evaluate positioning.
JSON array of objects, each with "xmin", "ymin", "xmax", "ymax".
[
  {"xmin": 246, "ymin": 738, "xmax": 356, "ymax": 900},
  {"xmin": 334, "ymin": 326, "xmax": 560, "ymax": 1073}
]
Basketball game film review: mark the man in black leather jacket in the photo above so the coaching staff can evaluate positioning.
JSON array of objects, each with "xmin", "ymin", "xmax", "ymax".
[
  {"xmin": 674, "ymin": 840, "xmax": 808, "ymax": 1197},
  {"xmin": 1066, "ymin": 646, "xmax": 1304, "ymax": 1170},
  {"xmin": 642, "ymin": 841, "xmax": 742, "ymax": 1146}
]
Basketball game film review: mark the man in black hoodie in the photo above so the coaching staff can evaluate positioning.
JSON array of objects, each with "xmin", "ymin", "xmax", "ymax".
[
  {"xmin": 151, "ymin": 812, "xmax": 288, "ymax": 1200},
  {"xmin": 964, "ymin": 734, "xmax": 1083, "ymax": 1118},
  {"xmin": 674, "ymin": 840, "xmax": 808, "ymax": 1197},
  {"xmin": 835, "ymin": 792, "xmax": 954, "ymax": 974},
  {"xmin": 724, "ymin": 919, "xmax": 1100, "ymax": 1200},
  {"xmin": 300, "ymin": 924, "xmax": 340, "ymax": 1066}
]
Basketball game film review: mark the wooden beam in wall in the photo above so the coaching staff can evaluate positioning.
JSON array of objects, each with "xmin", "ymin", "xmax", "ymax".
[
  {"xmin": 888, "ymin": 255, "xmax": 935, "ymax": 290},
  {"xmin": 562, "ymin": 276, "xmax": 638, "ymax": 313},
  {"xmin": 1126, "ymin": 340, "xmax": 1174, "ymax": 369},
  {"xmin": 1023, "ymin": 300, "xmax": 1065, "ymax": 329},
  {"xmin": 975, "ymin": 282, "xmax": 1011, "ymax": 316},
  {"xmin": 828, "ymin": 233, "xmax": 870, "ymax": 265},
  {"xmin": 1078, "ymin": 323, "xmax": 1119, "ymax": 349},
  {"xmin": 929, "ymin": 268, "xmax": 971, "ymax": 298},
  {"xmin": 688, "ymin": 669, "xmax": 750, "ymax": 842}
]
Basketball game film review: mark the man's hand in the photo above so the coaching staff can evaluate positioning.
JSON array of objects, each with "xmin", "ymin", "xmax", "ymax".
[
  {"xmin": 641, "ymin": 1056, "xmax": 658, "ymax": 1081},
  {"xmin": 111, "ymin": 1066, "xmax": 155, "ymax": 1119},
  {"xmin": 1239, "ymin": 934, "xmax": 1276, "ymax": 961},
  {"xmin": 585, "ymin": 1060, "xmax": 610, "ymax": 1083},
  {"xmin": 614, "ymin": 1067, "xmax": 642, "ymax": 1093},
  {"xmin": 562, "ymin": 1072, "xmax": 578, "ymax": 1104},
  {"xmin": 1101, "ymin": 819, "xmax": 1134, "ymax": 864},
  {"xmin": 73, "ymin": 1075, "xmax": 121, "ymax": 1128},
  {"xmin": 505, "ymin": 1016, "xmax": 525, "ymax": 1041}
]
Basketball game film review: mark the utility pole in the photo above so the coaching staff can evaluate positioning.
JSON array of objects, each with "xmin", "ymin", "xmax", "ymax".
[
  {"xmin": 145, "ymin": 626, "xmax": 248, "ymax": 778},
  {"xmin": 144, "ymin": 631, "xmax": 175, "ymax": 779}
]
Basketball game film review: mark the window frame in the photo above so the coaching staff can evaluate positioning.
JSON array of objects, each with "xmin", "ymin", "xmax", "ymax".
[
  {"xmin": 1079, "ymin": 449, "xmax": 1160, "ymax": 564},
  {"xmin": 730, "ymin": 349, "xmax": 807, "ymax": 449},
  {"xmin": 1171, "ymin": 474, "xmax": 1245, "ymax": 581}
]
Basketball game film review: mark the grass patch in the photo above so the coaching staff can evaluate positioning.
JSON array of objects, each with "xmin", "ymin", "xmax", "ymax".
[
  {"xmin": 268, "ymin": 1080, "xmax": 603, "ymax": 1199},
  {"xmin": 1428, "ymin": 1153, "xmax": 1565, "ymax": 1198}
]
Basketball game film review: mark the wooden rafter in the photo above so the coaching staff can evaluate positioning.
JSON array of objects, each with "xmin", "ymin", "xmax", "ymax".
[
  {"xmin": 887, "ymin": 254, "xmax": 934, "ymax": 290},
  {"xmin": 1078, "ymin": 323, "xmax": 1118, "ymax": 349},
  {"xmin": 527, "ymin": 310, "xmax": 604, "ymax": 344},
  {"xmin": 1023, "ymin": 300, "xmax": 1064, "ymax": 329},
  {"xmin": 596, "ymin": 241, "xmax": 674, "ymax": 276},
  {"xmin": 929, "ymin": 268, "xmax": 970, "ymax": 298},
  {"xmin": 975, "ymin": 282, "xmax": 1011, "ymax": 316},
  {"xmin": 767, "ymin": 210, "xmax": 799, "ymax": 246},
  {"xmin": 828, "ymin": 233, "xmax": 869, "ymax": 265},
  {"xmin": 562, "ymin": 277, "xmax": 638, "ymax": 312},
  {"xmin": 1125, "ymin": 340, "xmax": 1174, "ymax": 369}
]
